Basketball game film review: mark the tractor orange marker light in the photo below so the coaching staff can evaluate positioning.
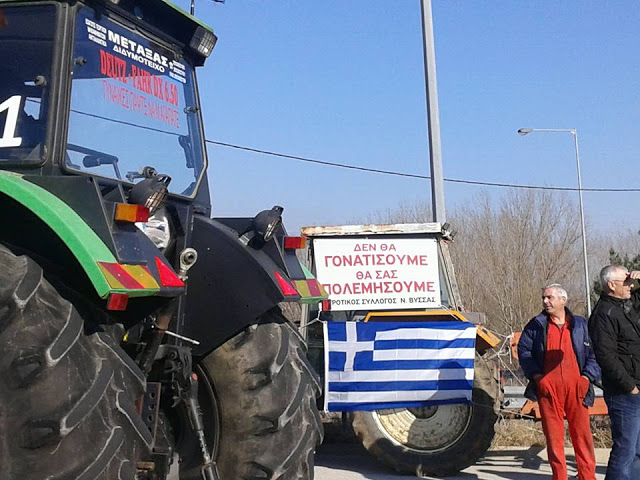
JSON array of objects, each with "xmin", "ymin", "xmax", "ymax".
[
  {"xmin": 114, "ymin": 203, "xmax": 149, "ymax": 223},
  {"xmin": 284, "ymin": 236, "xmax": 306, "ymax": 249}
]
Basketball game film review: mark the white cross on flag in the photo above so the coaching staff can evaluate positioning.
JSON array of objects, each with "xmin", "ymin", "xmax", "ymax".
[{"xmin": 323, "ymin": 321, "xmax": 477, "ymax": 412}]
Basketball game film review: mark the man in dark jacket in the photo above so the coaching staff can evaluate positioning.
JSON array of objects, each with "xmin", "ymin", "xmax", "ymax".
[
  {"xmin": 589, "ymin": 266, "xmax": 640, "ymax": 480},
  {"xmin": 518, "ymin": 283, "xmax": 600, "ymax": 480}
]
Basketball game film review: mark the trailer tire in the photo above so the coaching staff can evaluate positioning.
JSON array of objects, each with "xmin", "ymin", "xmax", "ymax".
[
  {"xmin": 0, "ymin": 245, "xmax": 151, "ymax": 480},
  {"xmin": 199, "ymin": 308, "xmax": 323, "ymax": 480},
  {"xmin": 351, "ymin": 353, "xmax": 499, "ymax": 477}
]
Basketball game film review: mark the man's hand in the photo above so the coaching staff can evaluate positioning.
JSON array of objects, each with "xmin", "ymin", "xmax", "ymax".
[
  {"xmin": 629, "ymin": 271, "xmax": 640, "ymax": 280},
  {"xmin": 631, "ymin": 386, "xmax": 639, "ymax": 395}
]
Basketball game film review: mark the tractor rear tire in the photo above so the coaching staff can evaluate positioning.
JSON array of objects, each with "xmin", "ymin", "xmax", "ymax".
[
  {"xmin": 199, "ymin": 308, "xmax": 323, "ymax": 480},
  {"xmin": 351, "ymin": 353, "xmax": 499, "ymax": 477},
  {"xmin": 0, "ymin": 245, "xmax": 152, "ymax": 480}
]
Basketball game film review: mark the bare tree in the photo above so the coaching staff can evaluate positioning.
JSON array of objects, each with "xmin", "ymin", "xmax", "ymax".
[
  {"xmin": 450, "ymin": 190, "xmax": 584, "ymax": 335},
  {"xmin": 358, "ymin": 199, "xmax": 432, "ymax": 225},
  {"xmin": 589, "ymin": 227, "xmax": 640, "ymax": 277},
  {"xmin": 364, "ymin": 190, "xmax": 585, "ymax": 335}
]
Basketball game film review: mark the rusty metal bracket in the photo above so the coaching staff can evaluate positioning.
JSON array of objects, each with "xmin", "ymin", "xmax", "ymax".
[{"xmin": 476, "ymin": 325, "xmax": 501, "ymax": 351}]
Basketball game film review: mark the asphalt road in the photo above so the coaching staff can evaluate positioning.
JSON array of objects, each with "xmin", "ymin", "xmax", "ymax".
[{"xmin": 314, "ymin": 443, "xmax": 610, "ymax": 479}]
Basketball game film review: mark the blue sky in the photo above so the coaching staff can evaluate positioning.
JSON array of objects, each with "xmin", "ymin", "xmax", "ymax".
[{"xmin": 174, "ymin": 0, "xmax": 640, "ymax": 235}]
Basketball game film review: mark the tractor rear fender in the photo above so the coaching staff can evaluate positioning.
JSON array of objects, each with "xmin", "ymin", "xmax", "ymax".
[
  {"xmin": 182, "ymin": 215, "xmax": 307, "ymax": 357},
  {"xmin": 0, "ymin": 171, "xmax": 116, "ymax": 298},
  {"xmin": 0, "ymin": 172, "xmax": 176, "ymax": 304}
]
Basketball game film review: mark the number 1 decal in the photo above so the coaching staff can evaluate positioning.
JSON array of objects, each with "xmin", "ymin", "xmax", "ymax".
[{"xmin": 0, "ymin": 95, "xmax": 23, "ymax": 148}]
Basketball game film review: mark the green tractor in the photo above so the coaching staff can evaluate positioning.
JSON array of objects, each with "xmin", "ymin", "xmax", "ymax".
[{"xmin": 0, "ymin": 1, "xmax": 325, "ymax": 479}]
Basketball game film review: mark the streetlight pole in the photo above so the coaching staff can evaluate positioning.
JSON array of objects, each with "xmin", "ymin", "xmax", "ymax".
[
  {"xmin": 517, "ymin": 127, "xmax": 591, "ymax": 316},
  {"xmin": 420, "ymin": 0, "xmax": 446, "ymax": 224}
]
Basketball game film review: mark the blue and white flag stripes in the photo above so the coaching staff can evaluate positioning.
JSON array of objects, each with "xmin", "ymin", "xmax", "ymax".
[{"xmin": 323, "ymin": 321, "xmax": 477, "ymax": 412}]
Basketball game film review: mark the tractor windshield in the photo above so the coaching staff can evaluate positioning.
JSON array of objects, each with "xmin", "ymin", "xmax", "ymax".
[
  {"xmin": 0, "ymin": 5, "xmax": 54, "ymax": 164},
  {"xmin": 67, "ymin": 5, "xmax": 206, "ymax": 197}
]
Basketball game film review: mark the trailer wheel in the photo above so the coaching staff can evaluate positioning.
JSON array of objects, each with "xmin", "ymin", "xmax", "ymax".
[
  {"xmin": 351, "ymin": 354, "xmax": 499, "ymax": 477},
  {"xmin": 0, "ymin": 245, "xmax": 152, "ymax": 480},
  {"xmin": 197, "ymin": 308, "xmax": 323, "ymax": 480}
]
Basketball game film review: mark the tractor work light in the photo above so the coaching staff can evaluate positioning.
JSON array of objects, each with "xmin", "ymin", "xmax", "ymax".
[
  {"xmin": 190, "ymin": 26, "xmax": 217, "ymax": 58},
  {"xmin": 129, "ymin": 174, "xmax": 171, "ymax": 214},
  {"xmin": 284, "ymin": 236, "xmax": 306, "ymax": 250},
  {"xmin": 252, "ymin": 206, "xmax": 284, "ymax": 243}
]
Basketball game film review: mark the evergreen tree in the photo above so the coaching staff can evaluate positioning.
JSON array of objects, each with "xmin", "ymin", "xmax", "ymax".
[{"xmin": 592, "ymin": 248, "xmax": 640, "ymax": 299}]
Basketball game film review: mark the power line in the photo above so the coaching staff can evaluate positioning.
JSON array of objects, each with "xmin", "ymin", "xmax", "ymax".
[
  {"xmin": 71, "ymin": 107, "xmax": 181, "ymax": 137},
  {"xmin": 67, "ymin": 106, "xmax": 639, "ymax": 193},
  {"xmin": 206, "ymin": 140, "xmax": 640, "ymax": 193},
  {"xmin": 208, "ymin": 140, "xmax": 428, "ymax": 180}
]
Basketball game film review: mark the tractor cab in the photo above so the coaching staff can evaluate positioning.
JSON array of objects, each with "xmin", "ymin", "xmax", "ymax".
[
  {"xmin": 0, "ymin": 0, "xmax": 218, "ymax": 314},
  {"xmin": 0, "ymin": 1, "xmax": 213, "ymax": 199}
]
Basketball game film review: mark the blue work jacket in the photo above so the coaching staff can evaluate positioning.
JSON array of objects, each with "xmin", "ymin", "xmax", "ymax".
[{"xmin": 517, "ymin": 309, "xmax": 601, "ymax": 407}]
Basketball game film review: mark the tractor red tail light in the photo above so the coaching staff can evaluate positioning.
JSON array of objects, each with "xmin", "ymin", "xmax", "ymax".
[
  {"xmin": 155, "ymin": 257, "xmax": 185, "ymax": 287},
  {"xmin": 274, "ymin": 271, "xmax": 299, "ymax": 296},
  {"xmin": 284, "ymin": 236, "xmax": 307, "ymax": 250},
  {"xmin": 114, "ymin": 203, "xmax": 149, "ymax": 223},
  {"xmin": 321, "ymin": 299, "xmax": 331, "ymax": 311},
  {"xmin": 107, "ymin": 293, "xmax": 129, "ymax": 311}
]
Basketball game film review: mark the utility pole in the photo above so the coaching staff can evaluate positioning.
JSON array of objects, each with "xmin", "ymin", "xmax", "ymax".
[{"xmin": 420, "ymin": 0, "xmax": 446, "ymax": 224}]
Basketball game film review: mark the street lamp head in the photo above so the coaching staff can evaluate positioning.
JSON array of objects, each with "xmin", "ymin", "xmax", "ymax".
[{"xmin": 517, "ymin": 128, "xmax": 533, "ymax": 136}]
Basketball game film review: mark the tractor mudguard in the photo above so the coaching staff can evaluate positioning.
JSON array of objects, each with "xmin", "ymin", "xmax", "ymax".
[
  {"xmin": 182, "ymin": 215, "xmax": 300, "ymax": 357},
  {"xmin": 0, "ymin": 171, "xmax": 181, "ymax": 301},
  {"xmin": 0, "ymin": 171, "xmax": 117, "ymax": 297}
]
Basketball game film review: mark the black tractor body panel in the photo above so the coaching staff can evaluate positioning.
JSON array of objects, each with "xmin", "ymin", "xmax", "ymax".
[{"xmin": 181, "ymin": 215, "xmax": 299, "ymax": 356}]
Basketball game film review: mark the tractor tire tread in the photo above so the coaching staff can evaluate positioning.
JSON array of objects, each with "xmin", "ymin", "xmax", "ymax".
[
  {"xmin": 0, "ymin": 245, "xmax": 150, "ymax": 480},
  {"xmin": 201, "ymin": 308, "xmax": 323, "ymax": 480}
]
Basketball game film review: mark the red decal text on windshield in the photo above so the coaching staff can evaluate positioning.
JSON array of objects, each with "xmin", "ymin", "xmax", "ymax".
[
  {"xmin": 100, "ymin": 50, "xmax": 128, "ymax": 84},
  {"xmin": 102, "ymin": 80, "xmax": 180, "ymax": 129},
  {"xmin": 99, "ymin": 49, "xmax": 180, "ymax": 108}
]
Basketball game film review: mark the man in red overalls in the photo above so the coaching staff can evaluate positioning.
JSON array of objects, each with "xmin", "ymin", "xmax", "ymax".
[{"xmin": 518, "ymin": 284, "xmax": 601, "ymax": 480}]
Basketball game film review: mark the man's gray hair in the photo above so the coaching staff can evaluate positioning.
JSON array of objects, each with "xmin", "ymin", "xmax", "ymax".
[
  {"xmin": 543, "ymin": 283, "xmax": 568, "ymax": 300},
  {"xmin": 600, "ymin": 265, "xmax": 626, "ymax": 291}
]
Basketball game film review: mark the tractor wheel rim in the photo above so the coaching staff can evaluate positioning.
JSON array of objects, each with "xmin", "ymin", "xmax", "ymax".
[{"xmin": 372, "ymin": 403, "xmax": 473, "ymax": 453}]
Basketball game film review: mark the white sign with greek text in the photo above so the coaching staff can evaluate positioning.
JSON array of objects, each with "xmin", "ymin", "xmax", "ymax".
[{"xmin": 313, "ymin": 238, "xmax": 441, "ymax": 311}]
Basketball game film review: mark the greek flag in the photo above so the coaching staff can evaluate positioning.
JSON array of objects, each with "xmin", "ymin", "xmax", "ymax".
[{"xmin": 324, "ymin": 321, "xmax": 476, "ymax": 412}]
